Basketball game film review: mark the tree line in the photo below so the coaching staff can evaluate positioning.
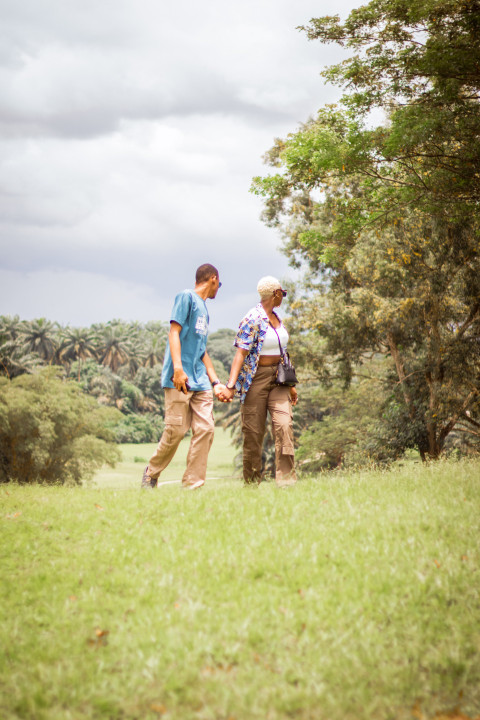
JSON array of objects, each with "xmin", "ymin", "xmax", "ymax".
[
  {"xmin": 0, "ymin": 316, "xmax": 236, "ymax": 444},
  {"xmin": 0, "ymin": 317, "xmax": 238, "ymax": 483}
]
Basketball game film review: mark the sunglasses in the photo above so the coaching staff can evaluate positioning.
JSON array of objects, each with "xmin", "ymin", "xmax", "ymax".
[{"xmin": 276, "ymin": 289, "xmax": 287, "ymax": 297}]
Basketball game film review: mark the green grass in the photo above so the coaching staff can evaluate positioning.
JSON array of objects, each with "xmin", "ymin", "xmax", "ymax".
[
  {"xmin": 93, "ymin": 428, "xmax": 238, "ymax": 488},
  {"xmin": 1, "ymin": 436, "xmax": 480, "ymax": 720}
]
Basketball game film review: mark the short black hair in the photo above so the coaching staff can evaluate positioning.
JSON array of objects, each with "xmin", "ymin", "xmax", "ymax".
[{"xmin": 195, "ymin": 263, "xmax": 219, "ymax": 284}]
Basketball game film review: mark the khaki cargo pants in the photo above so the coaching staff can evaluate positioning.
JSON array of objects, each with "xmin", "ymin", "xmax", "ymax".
[
  {"xmin": 241, "ymin": 365, "xmax": 297, "ymax": 487},
  {"xmin": 147, "ymin": 388, "xmax": 214, "ymax": 487}
]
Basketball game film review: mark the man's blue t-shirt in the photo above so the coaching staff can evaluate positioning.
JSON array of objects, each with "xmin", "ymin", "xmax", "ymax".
[{"xmin": 161, "ymin": 290, "xmax": 211, "ymax": 392}]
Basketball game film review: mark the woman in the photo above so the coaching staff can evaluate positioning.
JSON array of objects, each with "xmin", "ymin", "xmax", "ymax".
[{"xmin": 221, "ymin": 276, "xmax": 298, "ymax": 487}]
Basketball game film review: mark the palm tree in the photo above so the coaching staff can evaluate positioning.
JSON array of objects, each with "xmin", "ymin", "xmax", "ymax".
[
  {"xmin": 96, "ymin": 325, "xmax": 132, "ymax": 374},
  {"xmin": 0, "ymin": 316, "xmax": 42, "ymax": 377},
  {"xmin": 89, "ymin": 366, "xmax": 123, "ymax": 407},
  {"xmin": 58, "ymin": 327, "xmax": 98, "ymax": 380},
  {"xmin": 0, "ymin": 340, "xmax": 41, "ymax": 378},
  {"xmin": 0, "ymin": 315, "xmax": 23, "ymax": 343},
  {"xmin": 19, "ymin": 318, "xmax": 59, "ymax": 364},
  {"xmin": 141, "ymin": 335, "xmax": 165, "ymax": 368}
]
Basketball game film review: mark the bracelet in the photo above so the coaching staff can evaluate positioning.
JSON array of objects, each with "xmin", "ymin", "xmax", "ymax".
[{"xmin": 226, "ymin": 381, "xmax": 235, "ymax": 390}]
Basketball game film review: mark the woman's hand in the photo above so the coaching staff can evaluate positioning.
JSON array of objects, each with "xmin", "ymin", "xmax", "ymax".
[
  {"xmin": 218, "ymin": 386, "xmax": 235, "ymax": 403},
  {"xmin": 290, "ymin": 386, "xmax": 298, "ymax": 406},
  {"xmin": 213, "ymin": 383, "xmax": 228, "ymax": 401}
]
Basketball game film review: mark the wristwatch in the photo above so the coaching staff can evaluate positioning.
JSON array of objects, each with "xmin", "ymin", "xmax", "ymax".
[
  {"xmin": 226, "ymin": 381, "xmax": 235, "ymax": 390},
  {"xmin": 211, "ymin": 380, "xmax": 220, "ymax": 387}
]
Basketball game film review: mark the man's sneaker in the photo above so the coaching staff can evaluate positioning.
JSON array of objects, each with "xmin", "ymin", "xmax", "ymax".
[
  {"xmin": 185, "ymin": 479, "xmax": 205, "ymax": 490},
  {"xmin": 141, "ymin": 466, "xmax": 157, "ymax": 489}
]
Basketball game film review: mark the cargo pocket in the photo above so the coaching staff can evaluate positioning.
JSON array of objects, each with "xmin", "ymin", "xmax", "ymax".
[
  {"xmin": 166, "ymin": 415, "xmax": 183, "ymax": 427},
  {"xmin": 242, "ymin": 407, "xmax": 260, "ymax": 433},
  {"xmin": 164, "ymin": 411, "xmax": 185, "ymax": 443}
]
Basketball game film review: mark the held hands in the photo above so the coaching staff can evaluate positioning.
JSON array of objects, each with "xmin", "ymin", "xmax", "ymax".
[
  {"xmin": 213, "ymin": 383, "xmax": 231, "ymax": 402},
  {"xmin": 216, "ymin": 385, "xmax": 234, "ymax": 403},
  {"xmin": 215, "ymin": 385, "xmax": 297, "ymax": 404}
]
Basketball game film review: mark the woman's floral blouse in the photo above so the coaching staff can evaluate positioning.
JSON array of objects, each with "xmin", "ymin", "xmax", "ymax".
[{"xmin": 233, "ymin": 303, "xmax": 280, "ymax": 403}]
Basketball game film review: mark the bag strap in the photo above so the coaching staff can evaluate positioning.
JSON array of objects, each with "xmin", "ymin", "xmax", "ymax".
[{"xmin": 269, "ymin": 320, "xmax": 285, "ymax": 355}]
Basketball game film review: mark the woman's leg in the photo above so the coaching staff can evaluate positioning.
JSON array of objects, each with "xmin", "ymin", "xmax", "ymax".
[
  {"xmin": 241, "ymin": 367, "xmax": 272, "ymax": 483},
  {"xmin": 268, "ymin": 384, "xmax": 297, "ymax": 487}
]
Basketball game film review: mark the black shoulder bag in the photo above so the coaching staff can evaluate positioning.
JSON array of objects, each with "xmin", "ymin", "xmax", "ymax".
[{"xmin": 270, "ymin": 322, "xmax": 298, "ymax": 386}]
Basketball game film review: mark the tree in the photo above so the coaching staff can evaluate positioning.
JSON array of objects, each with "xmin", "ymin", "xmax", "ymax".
[
  {"xmin": 96, "ymin": 324, "xmax": 132, "ymax": 374},
  {"xmin": 0, "ymin": 369, "xmax": 121, "ymax": 484},
  {"xmin": 252, "ymin": 0, "xmax": 480, "ymax": 461},
  {"xmin": 142, "ymin": 322, "xmax": 168, "ymax": 368},
  {"xmin": 0, "ymin": 341, "xmax": 41, "ymax": 379},
  {"xmin": 0, "ymin": 315, "xmax": 23, "ymax": 343},
  {"xmin": 134, "ymin": 365, "xmax": 165, "ymax": 414},
  {"xmin": 0, "ymin": 316, "xmax": 43, "ymax": 378},
  {"xmin": 299, "ymin": 0, "xmax": 480, "ymax": 217},
  {"xmin": 19, "ymin": 318, "xmax": 59, "ymax": 363},
  {"xmin": 207, "ymin": 329, "xmax": 237, "ymax": 376},
  {"xmin": 58, "ymin": 327, "xmax": 98, "ymax": 380}
]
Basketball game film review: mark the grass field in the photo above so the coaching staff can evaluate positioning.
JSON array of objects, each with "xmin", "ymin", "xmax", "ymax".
[
  {"xmin": 92, "ymin": 428, "xmax": 239, "ymax": 489},
  {"xmin": 1, "ymin": 430, "xmax": 480, "ymax": 720}
]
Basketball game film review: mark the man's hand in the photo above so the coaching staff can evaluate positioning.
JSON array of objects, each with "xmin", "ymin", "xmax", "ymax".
[
  {"xmin": 218, "ymin": 386, "xmax": 234, "ymax": 403},
  {"xmin": 213, "ymin": 383, "xmax": 230, "ymax": 402},
  {"xmin": 173, "ymin": 367, "xmax": 190, "ymax": 394}
]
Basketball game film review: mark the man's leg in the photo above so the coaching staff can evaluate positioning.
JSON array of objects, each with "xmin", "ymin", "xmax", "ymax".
[
  {"xmin": 142, "ymin": 389, "xmax": 192, "ymax": 487},
  {"xmin": 241, "ymin": 366, "xmax": 271, "ymax": 483},
  {"xmin": 268, "ymin": 384, "xmax": 297, "ymax": 487},
  {"xmin": 181, "ymin": 391, "xmax": 215, "ymax": 488}
]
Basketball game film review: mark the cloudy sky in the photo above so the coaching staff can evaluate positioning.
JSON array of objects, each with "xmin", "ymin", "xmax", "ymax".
[{"xmin": 0, "ymin": 0, "xmax": 359, "ymax": 331}]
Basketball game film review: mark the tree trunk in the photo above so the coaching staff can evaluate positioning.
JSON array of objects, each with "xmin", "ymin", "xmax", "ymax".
[{"xmin": 386, "ymin": 331, "xmax": 416, "ymax": 421}]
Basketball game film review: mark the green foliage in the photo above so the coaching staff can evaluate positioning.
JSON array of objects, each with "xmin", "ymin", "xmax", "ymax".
[
  {"xmin": 109, "ymin": 413, "xmax": 165, "ymax": 443},
  {"xmin": 206, "ymin": 328, "xmax": 236, "ymax": 376},
  {"xmin": 133, "ymin": 365, "xmax": 165, "ymax": 414},
  {"xmin": 0, "ymin": 319, "xmax": 234, "ymax": 444},
  {"xmin": 300, "ymin": 0, "xmax": 480, "ymax": 213},
  {"xmin": 0, "ymin": 369, "xmax": 121, "ymax": 484},
  {"xmin": 252, "ymin": 0, "xmax": 480, "ymax": 462}
]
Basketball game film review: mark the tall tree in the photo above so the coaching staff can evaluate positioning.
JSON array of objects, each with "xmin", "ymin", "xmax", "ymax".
[
  {"xmin": 252, "ymin": 0, "xmax": 480, "ymax": 460},
  {"xmin": 96, "ymin": 325, "xmax": 132, "ymax": 374},
  {"xmin": 58, "ymin": 327, "xmax": 98, "ymax": 380},
  {"xmin": 299, "ymin": 0, "xmax": 480, "ymax": 216},
  {"xmin": 0, "ymin": 315, "xmax": 40, "ymax": 378},
  {"xmin": 141, "ymin": 335, "xmax": 166, "ymax": 369},
  {"xmin": 19, "ymin": 318, "xmax": 59, "ymax": 364}
]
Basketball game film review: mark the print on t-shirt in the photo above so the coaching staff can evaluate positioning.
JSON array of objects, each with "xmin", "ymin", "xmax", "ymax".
[{"xmin": 195, "ymin": 315, "xmax": 208, "ymax": 336}]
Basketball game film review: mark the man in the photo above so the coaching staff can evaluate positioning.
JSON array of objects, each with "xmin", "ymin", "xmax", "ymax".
[{"xmin": 141, "ymin": 264, "xmax": 226, "ymax": 490}]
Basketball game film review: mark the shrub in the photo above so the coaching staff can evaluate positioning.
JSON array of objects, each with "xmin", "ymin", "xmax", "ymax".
[
  {"xmin": 0, "ymin": 369, "xmax": 121, "ymax": 484},
  {"xmin": 109, "ymin": 413, "xmax": 165, "ymax": 443}
]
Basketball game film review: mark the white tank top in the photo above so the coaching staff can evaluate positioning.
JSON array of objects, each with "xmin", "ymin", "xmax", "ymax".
[{"xmin": 260, "ymin": 323, "xmax": 289, "ymax": 356}]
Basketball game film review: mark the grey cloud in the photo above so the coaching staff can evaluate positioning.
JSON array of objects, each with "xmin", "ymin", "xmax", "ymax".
[
  {"xmin": 0, "ymin": 0, "xmax": 343, "ymax": 139},
  {"xmin": 0, "ymin": 0, "xmax": 360, "ymax": 327}
]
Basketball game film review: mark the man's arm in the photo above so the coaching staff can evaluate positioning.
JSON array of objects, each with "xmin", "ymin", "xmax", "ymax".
[
  {"xmin": 219, "ymin": 348, "xmax": 248, "ymax": 401},
  {"xmin": 202, "ymin": 351, "xmax": 227, "ymax": 400},
  {"xmin": 169, "ymin": 322, "xmax": 189, "ymax": 393}
]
